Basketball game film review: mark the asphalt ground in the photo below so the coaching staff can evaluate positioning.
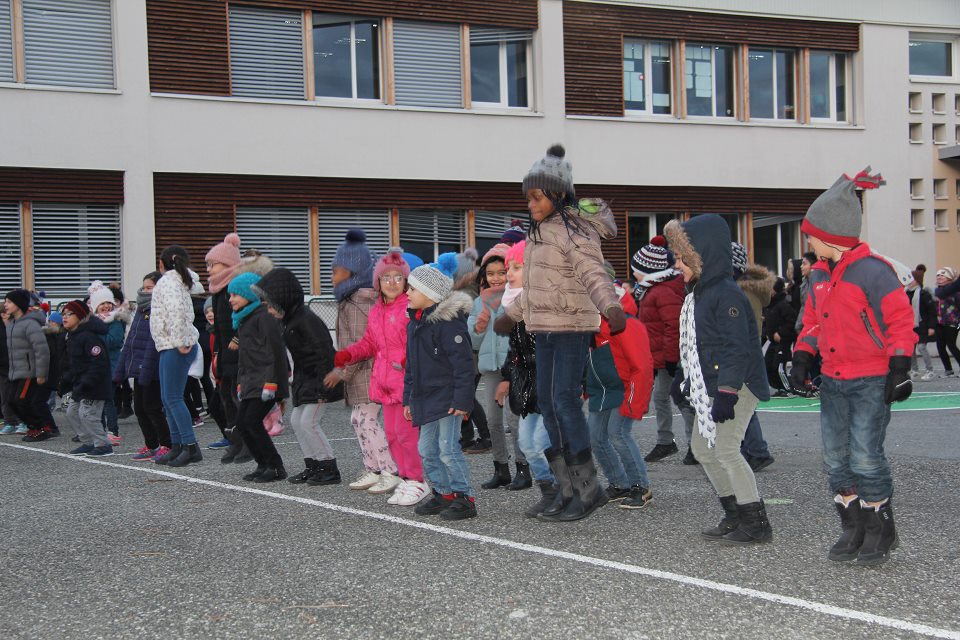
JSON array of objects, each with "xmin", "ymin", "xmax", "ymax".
[{"xmin": 2, "ymin": 377, "xmax": 960, "ymax": 639}]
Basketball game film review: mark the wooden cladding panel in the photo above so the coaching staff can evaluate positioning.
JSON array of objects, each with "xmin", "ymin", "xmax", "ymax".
[
  {"xmin": 0, "ymin": 167, "xmax": 124, "ymax": 203},
  {"xmin": 564, "ymin": 1, "xmax": 860, "ymax": 117},
  {"xmin": 244, "ymin": 1, "xmax": 538, "ymax": 28}
]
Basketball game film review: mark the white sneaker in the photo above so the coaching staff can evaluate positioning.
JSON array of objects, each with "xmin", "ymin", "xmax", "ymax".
[
  {"xmin": 908, "ymin": 370, "xmax": 921, "ymax": 380},
  {"xmin": 349, "ymin": 471, "xmax": 381, "ymax": 491},
  {"xmin": 394, "ymin": 481, "xmax": 429, "ymax": 506},
  {"xmin": 387, "ymin": 480, "xmax": 409, "ymax": 505},
  {"xmin": 920, "ymin": 371, "xmax": 936, "ymax": 381},
  {"xmin": 367, "ymin": 472, "xmax": 402, "ymax": 495}
]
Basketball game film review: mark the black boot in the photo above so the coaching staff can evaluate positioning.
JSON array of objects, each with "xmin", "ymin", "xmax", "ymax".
[
  {"xmin": 506, "ymin": 462, "xmax": 532, "ymax": 491},
  {"xmin": 288, "ymin": 458, "xmax": 319, "ymax": 484},
  {"xmin": 525, "ymin": 480, "xmax": 558, "ymax": 518},
  {"xmin": 233, "ymin": 442, "xmax": 253, "ymax": 464},
  {"xmin": 556, "ymin": 448, "xmax": 608, "ymax": 522},
  {"xmin": 828, "ymin": 496, "xmax": 865, "ymax": 562},
  {"xmin": 221, "ymin": 431, "xmax": 243, "ymax": 464},
  {"xmin": 702, "ymin": 495, "xmax": 739, "ymax": 540},
  {"xmin": 481, "ymin": 461, "xmax": 512, "ymax": 489},
  {"xmin": 538, "ymin": 449, "xmax": 573, "ymax": 521},
  {"xmin": 154, "ymin": 444, "xmax": 182, "ymax": 466},
  {"xmin": 856, "ymin": 499, "xmax": 899, "ymax": 566},
  {"xmin": 168, "ymin": 443, "xmax": 202, "ymax": 467},
  {"xmin": 253, "ymin": 465, "xmax": 288, "ymax": 483},
  {"xmin": 307, "ymin": 459, "xmax": 342, "ymax": 486},
  {"xmin": 243, "ymin": 464, "xmax": 267, "ymax": 481},
  {"xmin": 719, "ymin": 500, "xmax": 773, "ymax": 545}
]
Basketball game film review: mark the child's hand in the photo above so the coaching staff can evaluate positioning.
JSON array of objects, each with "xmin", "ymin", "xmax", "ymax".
[
  {"xmin": 474, "ymin": 308, "xmax": 490, "ymax": 333},
  {"xmin": 448, "ymin": 408, "xmax": 469, "ymax": 419},
  {"xmin": 322, "ymin": 371, "xmax": 341, "ymax": 389},
  {"xmin": 495, "ymin": 381, "xmax": 510, "ymax": 407},
  {"xmin": 403, "ymin": 406, "xmax": 412, "ymax": 421}
]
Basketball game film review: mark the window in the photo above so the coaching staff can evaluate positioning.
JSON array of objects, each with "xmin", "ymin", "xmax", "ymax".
[
  {"xmin": 910, "ymin": 122, "xmax": 923, "ymax": 143},
  {"xmin": 934, "ymin": 124, "xmax": 948, "ymax": 144},
  {"xmin": 474, "ymin": 211, "xmax": 528, "ymax": 258},
  {"xmin": 685, "ymin": 44, "xmax": 734, "ymax": 117},
  {"xmin": 749, "ymin": 48, "xmax": 795, "ymax": 120},
  {"xmin": 32, "ymin": 203, "xmax": 121, "ymax": 296},
  {"xmin": 809, "ymin": 52, "xmax": 846, "ymax": 121},
  {"xmin": 313, "ymin": 15, "xmax": 380, "ymax": 100},
  {"xmin": 909, "ymin": 37, "xmax": 954, "ymax": 77},
  {"xmin": 932, "ymin": 93, "xmax": 946, "ymax": 114},
  {"xmin": 399, "ymin": 210, "xmax": 465, "ymax": 263},
  {"xmin": 911, "ymin": 209, "xmax": 925, "ymax": 231},
  {"xmin": 956, "ymin": 125, "xmax": 960, "ymax": 145},
  {"xmin": 934, "ymin": 178, "xmax": 947, "ymax": 199},
  {"xmin": 228, "ymin": 5, "xmax": 305, "ymax": 100},
  {"xmin": 236, "ymin": 207, "xmax": 312, "ymax": 289},
  {"xmin": 470, "ymin": 28, "xmax": 532, "ymax": 108},
  {"xmin": 909, "ymin": 92, "xmax": 922, "ymax": 113},
  {"xmin": 0, "ymin": 202, "xmax": 21, "ymax": 291},
  {"xmin": 393, "ymin": 20, "xmax": 462, "ymax": 108},
  {"xmin": 0, "ymin": 1, "xmax": 12, "ymax": 82},
  {"xmin": 753, "ymin": 215, "xmax": 802, "ymax": 276},
  {"xmin": 317, "ymin": 210, "xmax": 391, "ymax": 296},
  {"xmin": 624, "ymin": 39, "xmax": 672, "ymax": 115},
  {"xmin": 935, "ymin": 209, "xmax": 948, "ymax": 231},
  {"xmin": 910, "ymin": 179, "xmax": 924, "ymax": 199}
]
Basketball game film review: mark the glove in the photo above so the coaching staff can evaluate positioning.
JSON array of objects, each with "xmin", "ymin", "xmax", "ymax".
[
  {"xmin": 884, "ymin": 355, "xmax": 912, "ymax": 404},
  {"xmin": 261, "ymin": 385, "xmax": 277, "ymax": 403},
  {"xmin": 494, "ymin": 314, "xmax": 516, "ymax": 335},
  {"xmin": 665, "ymin": 361, "xmax": 678, "ymax": 377},
  {"xmin": 790, "ymin": 351, "xmax": 815, "ymax": 392},
  {"xmin": 710, "ymin": 389, "xmax": 738, "ymax": 423},
  {"xmin": 670, "ymin": 372, "xmax": 685, "ymax": 406},
  {"xmin": 605, "ymin": 305, "xmax": 627, "ymax": 335},
  {"xmin": 334, "ymin": 350, "xmax": 352, "ymax": 369}
]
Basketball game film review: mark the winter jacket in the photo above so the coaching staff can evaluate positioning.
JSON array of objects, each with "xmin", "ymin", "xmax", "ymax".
[
  {"xmin": 62, "ymin": 317, "xmax": 113, "ymax": 401},
  {"xmin": 500, "ymin": 319, "xmax": 538, "ymax": 417},
  {"xmin": 937, "ymin": 290, "xmax": 960, "ymax": 327},
  {"xmin": 468, "ymin": 288, "xmax": 510, "ymax": 374},
  {"xmin": 192, "ymin": 296, "xmax": 211, "ymax": 357},
  {"xmin": 794, "ymin": 277, "xmax": 811, "ymax": 333},
  {"xmin": 665, "ymin": 215, "xmax": 769, "ymax": 401},
  {"xmin": 115, "ymin": 304, "xmax": 161, "ymax": 386},
  {"xmin": 150, "ymin": 270, "xmax": 199, "ymax": 351},
  {"xmin": 763, "ymin": 291, "xmax": 798, "ymax": 347},
  {"xmin": 795, "ymin": 243, "xmax": 917, "ymax": 380},
  {"xmin": 636, "ymin": 274, "xmax": 683, "ymax": 369},
  {"xmin": 506, "ymin": 199, "xmax": 620, "ymax": 334},
  {"xmin": 737, "ymin": 264, "xmax": 776, "ymax": 339},
  {"xmin": 254, "ymin": 267, "xmax": 343, "ymax": 407},
  {"xmin": 101, "ymin": 311, "xmax": 126, "ymax": 376},
  {"xmin": 235, "ymin": 304, "xmax": 288, "ymax": 401},
  {"xmin": 42, "ymin": 327, "xmax": 64, "ymax": 392},
  {"xmin": 907, "ymin": 287, "xmax": 937, "ymax": 344},
  {"xmin": 342, "ymin": 292, "xmax": 409, "ymax": 407},
  {"xmin": 0, "ymin": 320, "xmax": 8, "ymax": 377},
  {"xmin": 585, "ymin": 315, "xmax": 654, "ymax": 419},
  {"xmin": 403, "ymin": 291, "xmax": 476, "ymax": 426},
  {"xmin": 334, "ymin": 287, "xmax": 378, "ymax": 406},
  {"xmin": 6, "ymin": 310, "xmax": 50, "ymax": 381}
]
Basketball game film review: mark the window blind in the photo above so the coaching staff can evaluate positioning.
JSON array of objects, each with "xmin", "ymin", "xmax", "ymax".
[
  {"xmin": 229, "ymin": 5, "xmax": 305, "ymax": 100},
  {"xmin": 236, "ymin": 207, "xmax": 311, "ymax": 289},
  {"xmin": 0, "ymin": 202, "xmax": 21, "ymax": 291},
  {"xmin": 469, "ymin": 27, "xmax": 532, "ymax": 45},
  {"xmin": 317, "ymin": 209, "xmax": 391, "ymax": 296},
  {"xmin": 22, "ymin": 0, "xmax": 114, "ymax": 88},
  {"xmin": 32, "ymin": 203, "xmax": 121, "ymax": 296},
  {"xmin": 0, "ymin": 0, "xmax": 13, "ymax": 82},
  {"xmin": 393, "ymin": 20, "xmax": 462, "ymax": 108}
]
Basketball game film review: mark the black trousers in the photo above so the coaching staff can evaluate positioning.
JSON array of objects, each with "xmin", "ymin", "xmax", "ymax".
[
  {"xmin": 936, "ymin": 325, "xmax": 960, "ymax": 373},
  {"xmin": 236, "ymin": 397, "xmax": 283, "ymax": 468},
  {"xmin": 218, "ymin": 374, "xmax": 239, "ymax": 440},
  {"xmin": 133, "ymin": 380, "xmax": 171, "ymax": 449},
  {"xmin": 12, "ymin": 378, "xmax": 47, "ymax": 429}
]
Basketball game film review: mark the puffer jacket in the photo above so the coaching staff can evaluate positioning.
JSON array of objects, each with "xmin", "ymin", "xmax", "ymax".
[
  {"xmin": 254, "ymin": 267, "xmax": 343, "ymax": 407},
  {"xmin": 403, "ymin": 291, "xmax": 476, "ymax": 426},
  {"xmin": 795, "ymin": 243, "xmax": 917, "ymax": 380},
  {"xmin": 665, "ymin": 215, "xmax": 769, "ymax": 401},
  {"xmin": 101, "ymin": 309, "xmax": 127, "ymax": 376},
  {"xmin": 42, "ymin": 326, "xmax": 64, "ymax": 392},
  {"xmin": 209, "ymin": 255, "xmax": 274, "ymax": 380},
  {"xmin": 585, "ymin": 309, "xmax": 654, "ymax": 419},
  {"xmin": 468, "ymin": 287, "xmax": 510, "ymax": 373},
  {"xmin": 0, "ymin": 320, "xmax": 8, "ymax": 377},
  {"xmin": 501, "ymin": 318, "xmax": 537, "ymax": 418},
  {"xmin": 6, "ymin": 309, "xmax": 50, "ymax": 381},
  {"xmin": 505, "ymin": 199, "xmax": 621, "ymax": 333},
  {"xmin": 62, "ymin": 317, "xmax": 113, "ymax": 401},
  {"xmin": 334, "ymin": 287, "xmax": 378, "ymax": 406},
  {"xmin": 150, "ymin": 270, "xmax": 199, "ymax": 351},
  {"xmin": 236, "ymin": 304, "xmax": 289, "ymax": 401},
  {"xmin": 342, "ymin": 291, "xmax": 409, "ymax": 406},
  {"xmin": 636, "ymin": 274, "xmax": 684, "ymax": 369},
  {"xmin": 115, "ymin": 303, "xmax": 160, "ymax": 386},
  {"xmin": 937, "ymin": 289, "xmax": 960, "ymax": 326}
]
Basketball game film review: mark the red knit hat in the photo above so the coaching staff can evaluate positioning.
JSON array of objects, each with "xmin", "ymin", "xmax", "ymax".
[
  {"xmin": 505, "ymin": 240, "xmax": 526, "ymax": 266},
  {"xmin": 481, "ymin": 243, "xmax": 511, "ymax": 267},
  {"xmin": 63, "ymin": 300, "xmax": 90, "ymax": 321},
  {"xmin": 205, "ymin": 233, "xmax": 242, "ymax": 268},
  {"xmin": 372, "ymin": 249, "xmax": 411, "ymax": 293}
]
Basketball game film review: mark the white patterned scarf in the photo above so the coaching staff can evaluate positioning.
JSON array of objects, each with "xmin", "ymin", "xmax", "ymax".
[
  {"xmin": 679, "ymin": 292, "xmax": 718, "ymax": 448},
  {"xmin": 634, "ymin": 268, "xmax": 680, "ymax": 302}
]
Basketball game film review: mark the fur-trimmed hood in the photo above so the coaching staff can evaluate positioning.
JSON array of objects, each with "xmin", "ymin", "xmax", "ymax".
[
  {"xmin": 236, "ymin": 254, "xmax": 274, "ymax": 278},
  {"xmin": 422, "ymin": 291, "xmax": 474, "ymax": 324},
  {"xmin": 736, "ymin": 264, "xmax": 776, "ymax": 301},
  {"xmin": 664, "ymin": 215, "xmax": 731, "ymax": 287},
  {"xmin": 101, "ymin": 305, "xmax": 133, "ymax": 326}
]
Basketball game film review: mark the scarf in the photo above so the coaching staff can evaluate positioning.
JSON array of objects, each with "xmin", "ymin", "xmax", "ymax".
[
  {"xmin": 634, "ymin": 268, "xmax": 679, "ymax": 302},
  {"xmin": 678, "ymin": 292, "xmax": 717, "ymax": 448},
  {"xmin": 909, "ymin": 286, "xmax": 921, "ymax": 328},
  {"xmin": 231, "ymin": 299, "xmax": 261, "ymax": 330},
  {"xmin": 480, "ymin": 284, "xmax": 505, "ymax": 312},
  {"xmin": 208, "ymin": 264, "xmax": 239, "ymax": 294},
  {"xmin": 136, "ymin": 288, "xmax": 152, "ymax": 311},
  {"xmin": 502, "ymin": 283, "xmax": 522, "ymax": 309},
  {"xmin": 334, "ymin": 270, "xmax": 371, "ymax": 302}
]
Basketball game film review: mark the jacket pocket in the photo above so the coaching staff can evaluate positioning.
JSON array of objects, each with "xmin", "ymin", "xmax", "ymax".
[{"xmin": 859, "ymin": 310, "xmax": 884, "ymax": 350}]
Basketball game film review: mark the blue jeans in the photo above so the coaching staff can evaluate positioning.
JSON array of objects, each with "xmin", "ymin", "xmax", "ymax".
[
  {"xmin": 101, "ymin": 397, "xmax": 118, "ymax": 435},
  {"xmin": 418, "ymin": 414, "xmax": 474, "ymax": 497},
  {"xmin": 535, "ymin": 332, "xmax": 592, "ymax": 456},
  {"xmin": 740, "ymin": 412, "xmax": 770, "ymax": 459},
  {"xmin": 516, "ymin": 413, "xmax": 555, "ymax": 483},
  {"xmin": 819, "ymin": 375, "xmax": 892, "ymax": 502},
  {"xmin": 588, "ymin": 408, "xmax": 650, "ymax": 489},
  {"xmin": 159, "ymin": 346, "xmax": 198, "ymax": 446}
]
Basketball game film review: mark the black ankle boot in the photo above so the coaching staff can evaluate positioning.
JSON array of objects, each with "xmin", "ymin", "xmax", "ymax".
[
  {"xmin": 154, "ymin": 444, "xmax": 182, "ymax": 466},
  {"xmin": 856, "ymin": 499, "xmax": 899, "ymax": 566},
  {"xmin": 720, "ymin": 500, "xmax": 773, "ymax": 545},
  {"xmin": 538, "ymin": 450, "xmax": 573, "ymax": 521},
  {"xmin": 556, "ymin": 449, "xmax": 608, "ymax": 522},
  {"xmin": 702, "ymin": 495, "xmax": 739, "ymax": 540},
  {"xmin": 288, "ymin": 459, "xmax": 318, "ymax": 484},
  {"xmin": 242, "ymin": 465, "xmax": 267, "ymax": 481},
  {"xmin": 481, "ymin": 461, "xmax": 512, "ymax": 489},
  {"xmin": 307, "ymin": 459, "xmax": 342, "ymax": 486},
  {"xmin": 525, "ymin": 480, "xmax": 558, "ymax": 518},
  {"xmin": 506, "ymin": 462, "xmax": 532, "ymax": 491},
  {"xmin": 828, "ymin": 496, "xmax": 865, "ymax": 562},
  {"xmin": 253, "ymin": 465, "xmax": 288, "ymax": 483},
  {"xmin": 168, "ymin": 443, "xmax": 202, "ymax": 467}
]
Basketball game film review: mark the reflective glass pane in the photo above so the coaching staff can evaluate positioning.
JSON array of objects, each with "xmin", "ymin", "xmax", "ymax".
[
  {"xmin": 506, "ymin": 41, "xmax": 528, "ymax": 107},
  {"xmin": 471, "ymin": 42, "xmax": 500, "ymax": 103},
  {"xmin": 715, "ymin": 46, "xmax": 734, "ymax": 117},
  {"xmin": 355, "ymin": 21, "xmax": 380, "ymax": 99},
  {"xmin": 314, "ymin": 23, "xmax": 352, "ymax": 98},
  {"xmin": 686, "ymin": 44, "xmax": 713, "ymax": 116},
  {"xmin": 775, "ymin": 50, "xmax": 795, "ymax": 119},
  {"xmin": 749, "ymin": 49, "xmax": 774, "ymax": 118},
  {"xmin": 809, "ymin": 52, "xmax": 830, "ymax": 118},
  {"xmin": 651, "ymin": 41, "xmax": 672, "ymax": 114},
  {"xmin": 909, "ymin": 40, "xmax": 952, "ymax": 76},
  {"xmin": 623, "ymin": 41, "xmax": 645, "ymax": 110},
  {"xmin": 835, "ymin": 55, "xmax": 846, "ymax": 121}
]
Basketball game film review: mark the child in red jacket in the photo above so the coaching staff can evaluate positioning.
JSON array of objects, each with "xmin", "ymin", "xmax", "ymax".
[{"xmin": 790, "ymin": 168, "xmax": 916, "ymax": 566}]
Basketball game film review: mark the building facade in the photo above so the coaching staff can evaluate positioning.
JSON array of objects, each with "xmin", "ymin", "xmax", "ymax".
[{"xmin": 1, "ymin": 0, "xmax": 959, "ymax": 298}]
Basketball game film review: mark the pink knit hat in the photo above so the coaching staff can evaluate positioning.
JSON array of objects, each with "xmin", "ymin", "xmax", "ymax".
[
  {"xmin": 372, "ymin": 249, "xmax": 410, "ymax": 292},
  {"xmin": 205, "ymin": 233, "xmax": 242, "ymax": 268},
  {"xmin": 481, "ymin": 243, "xmax": 511, "ymax": 267},
  {"xmin": 505, "ymin": 240, "xmax": 525, "ymax": 266}
]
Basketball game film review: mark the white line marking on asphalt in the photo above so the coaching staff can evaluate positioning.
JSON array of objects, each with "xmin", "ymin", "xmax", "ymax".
[{"xmin": 4, "ymin": 442, "xmax": 958, "ymax": 640}]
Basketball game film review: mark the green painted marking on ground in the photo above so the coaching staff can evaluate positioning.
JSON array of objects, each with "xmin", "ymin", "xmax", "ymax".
[{"xmin": 757, "ymin": 391, "xmax": 960, "ymax": 413}]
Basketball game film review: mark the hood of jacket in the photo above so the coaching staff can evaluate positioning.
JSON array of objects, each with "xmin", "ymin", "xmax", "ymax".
[
  {"xmin": 75, "ymin": 315, "xmax": 109, "ymax": 337},
  {"xmin": 237, "ymin": 254, "xmax": 275, "ymax": 278},
  {"xmin": 421, "ymin": 291, "xmax": 474, "ymax": 324},
  {"xmin": 547, "ymin": 198, "xmax": 617, "ymax": 242},
  {"xmin": 19, "ymin": 309, "xmax": 46, "ymax": 330},
  {"xmin": 664, "ymin": 215, "xmax": 731, "ymax": 288},
  {"xmin": 736, "ymin": 264, "xmax": 776, "ymax": 302},
  {"xmin": 253, "ymin": 267, "xmax": 304, "ymax": 320}
]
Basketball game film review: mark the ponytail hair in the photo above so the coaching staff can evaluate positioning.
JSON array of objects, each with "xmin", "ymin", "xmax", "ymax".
[{"xmin": 159, "ymin": 245, "xmax": 194, "ymax": 290}]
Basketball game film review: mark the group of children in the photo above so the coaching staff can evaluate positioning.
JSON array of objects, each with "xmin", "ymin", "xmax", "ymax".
[{"xmin": 3, "ymin": 148, "xmax": 917, "ymax": 565}]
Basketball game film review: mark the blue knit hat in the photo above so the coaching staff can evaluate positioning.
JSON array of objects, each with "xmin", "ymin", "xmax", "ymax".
[
  {"xmin": 333, "ymin": 228, "xmax": 375, "ymax": 276},
  {"xmin": 227, "ymin": 271, "xmax": 262, "ymax": 303},
  {"xmin": 48, "ymin": 311, "xmax": 63, "ymax": 326},
  {"xmin": 402, "ymin": 252, "xmax": 424, "ymax": 270}
]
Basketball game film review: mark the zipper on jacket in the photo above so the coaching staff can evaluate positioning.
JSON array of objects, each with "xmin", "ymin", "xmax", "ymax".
[
  {"xmin": 587, "ymin": 351, "xmax": 607, "ymax": 408},
  {"xmin": 627, "ymin": 381, "xmax": 634, "ymax": 406},
  {"xmin": 859, "ymin": 310, "xmax": 884, "ymax": 350}
]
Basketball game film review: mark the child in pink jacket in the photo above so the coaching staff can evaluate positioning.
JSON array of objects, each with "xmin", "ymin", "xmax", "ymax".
[{"xmin": 335, "ymin": 250, "xmax": 427, "ymax": 506}]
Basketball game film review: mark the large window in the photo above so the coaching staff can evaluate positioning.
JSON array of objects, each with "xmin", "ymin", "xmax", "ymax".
[
  {"xmin": 470, "ymin": 28, "xmax": 531, "ymax": 108},
  {"xmin": 393, "ymin": 20, "xmax": 463, "ymax": 108},
  {"xmin": 0, "ymin": 202, "xmax": 21, "ymax": 291},
  {"xmin": 685, "ymin": 44, "xmax": 734, "ymax": 117},
  {"xmin": 229, "ymin": 5, "xmax": 305, "ymax": 99},
  {"xmin": 809, "ymin": 52, "xmax": 847, "ymax": 122},
  {"xmin": 313, "ymin": 16, "xmax": 380, "ymax": 100},
  {"xmin": 399, "ymin": 210, "xmax": 466, "ymax": 263},
  {"xmin": 236, "ymin": 207, "xmax": 312, "ymax": 290},
  {"xmin": 909, "ymin": 37, "xmax": 955, "ymax": 78},
  {"xmin": 753, "ymin": 215, "xmax": 801, "ymax": 276},
  {"xmin": 749, "ymin": 49, "xmax": 795, "ymax": 120},
  {"xmin": 32, "ymin": 203, "xmax": 121, "ymax": 296},
  {"xmin": 624, "ymin": 39, "xmax": 672, "ymax": 115}
]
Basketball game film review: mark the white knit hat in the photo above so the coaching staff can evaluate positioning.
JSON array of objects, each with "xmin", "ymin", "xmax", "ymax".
[
  {"xmin": 408, "ymin": 253, "xmax": 459, "ymax": 304},
  {"xmin": 87, "ymin": 280, "xmax": 115, "ymax": 311}
]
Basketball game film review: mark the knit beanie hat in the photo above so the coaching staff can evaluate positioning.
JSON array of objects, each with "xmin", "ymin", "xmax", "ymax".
[
  {"xmin": 332, "ymin": 228, "xmax": 374, "ymax": 275},
  {"xmin": 631, "ymin": 235, "xmax": 669, "ymax": 275},
  {"xmin": 63, "ymin": 300, "xmax": 89, "ymax": 321},
  {"xmin": 522, "ymin": 144, "xmax": 575, "ymax": 196},
  {"xmin": 408, "ymin": 252, "xmax": 458, "ymax": 304},
  {"xmin": 802, "ymin": 167, "xmax": 885, "ymax": 246},
  {"xmin": 505, "ymin": 240, "xmax": 526, "ymax": 266},
  {"xmin": 227, "ymin": 271, "xmax": 262, "ymax": 303},
  {"xmin": 454, "ymin": 248, "xmax": 479, "ymax": 281},
  {"xmin": 5, "ymin": 288, "xmax": 31, "ymax": 313},
  {"xmin": 481, "ymin": 243, "xmax": 511, "ymax": 267},
  {"xmin": 48, "ymin": 311, "xmax": 63, "ymax": 326},
  {"xmin": 937, "ymin": 267, "xmax": 957, "ymax": 281},
  {"xmin": 203, "ymin": 297, "xmax": 214, "ymax": 312},
  {"xmin": 373, "ymin": 248, "xmax": 411, "ymax": 293},
  {"xmin": 731, "ymin": 242, "xmax": 749, "ymax": 276},
  {"xmin": 501, "ymin": 219, "xmax": 527, "ymax": 245},
  {"xmin": 402, "ymin": 252, "xmax": 424, "ymax": 271},
  {"xmin": 87, "ymin": 280, "xmax": 115, "ymax": 311},
  {"xmin": 205, "ymin": 232, "xmax": 243, "ymax": 268}
]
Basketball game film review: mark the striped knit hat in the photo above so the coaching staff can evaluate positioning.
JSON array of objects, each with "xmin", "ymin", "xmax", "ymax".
[
  {"xmin": 631, "ymin": 236, "xmax": 669, "ymax": 275},
  {"xmin": 731, "ymin": 242, "xmax": 749, "ymax": 275}
]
